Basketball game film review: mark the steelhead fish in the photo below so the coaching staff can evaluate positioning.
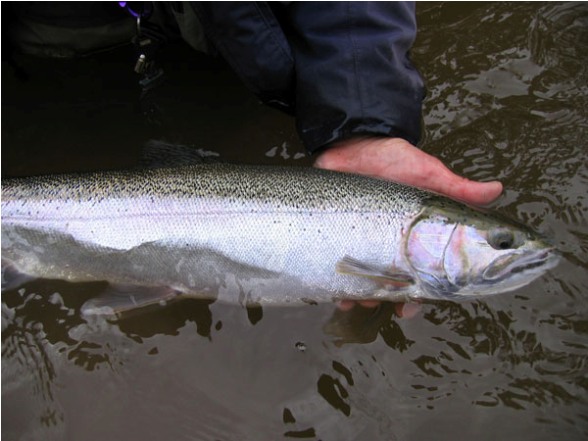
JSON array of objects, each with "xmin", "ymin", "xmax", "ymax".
[{"xmin": 1, "ymin": 164, "xmax": 559, "ymax": 314}]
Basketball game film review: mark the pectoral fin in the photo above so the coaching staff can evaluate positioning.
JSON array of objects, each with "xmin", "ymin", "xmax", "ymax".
[
  {"xmin": 1, "ymin": 259, "xmax": 35, "ymax": 292},
  {"xmin": 81, "ymin": 284, "xmax": 181, "ymax": 317},
  {"xmin": 335, "ymin": 256, "xmax": 415, "ymax": 289}
]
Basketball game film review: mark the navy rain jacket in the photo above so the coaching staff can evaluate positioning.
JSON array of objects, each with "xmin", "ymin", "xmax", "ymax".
[{"xmin": 192, "ymin": 1, "xmax": 425, "ymax": 154}]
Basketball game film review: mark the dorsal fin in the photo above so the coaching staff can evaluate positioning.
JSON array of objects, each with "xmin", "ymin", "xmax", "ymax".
[{"xmin": 139, "ymin": 139, "xmax": 221, "ymax": 168}]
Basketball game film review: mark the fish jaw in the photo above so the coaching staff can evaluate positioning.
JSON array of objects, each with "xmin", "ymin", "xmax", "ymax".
[{"xmin": 476, "ymin": 247, "xmax": 560, "ymax": 293}]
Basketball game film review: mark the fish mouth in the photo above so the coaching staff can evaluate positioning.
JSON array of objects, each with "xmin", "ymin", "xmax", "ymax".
[{"xmin": 483, "ymin": 248, "xmax": 559, "ymax": 282}]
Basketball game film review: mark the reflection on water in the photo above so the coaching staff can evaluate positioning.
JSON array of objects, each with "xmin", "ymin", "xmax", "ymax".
[{"xmin": 2, "ymin": 2, "xmax": 588, "ymax": 440}]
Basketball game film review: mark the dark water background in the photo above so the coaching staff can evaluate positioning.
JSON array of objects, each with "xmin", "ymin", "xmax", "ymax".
[{"xmin": 2, "ymin": 3, "xmax": 587, "ymax": 440}]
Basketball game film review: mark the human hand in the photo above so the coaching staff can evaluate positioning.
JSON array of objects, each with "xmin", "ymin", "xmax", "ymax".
[
  {"xmin": 314, "ymin": 136, "xmax": 503, "ymax": 206},
  {"xmin": 315, "ymin": 137, "xmax": 503, "ymax": 311},
  {"xmin": 338, "ymin": 299, "xmax": 422, "ymax": 318}
]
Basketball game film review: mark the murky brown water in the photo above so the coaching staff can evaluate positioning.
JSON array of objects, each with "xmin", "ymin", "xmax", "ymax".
[{"xmin": 2, "ymin": 3, "xmax": 588, "ymax": 440}]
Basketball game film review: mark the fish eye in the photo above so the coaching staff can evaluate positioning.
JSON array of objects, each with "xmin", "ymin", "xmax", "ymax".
[{"xmin": 488, "ymin": 228, "xmax": 521, "ymax": 250}]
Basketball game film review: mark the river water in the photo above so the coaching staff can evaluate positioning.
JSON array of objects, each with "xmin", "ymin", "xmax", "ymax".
[{"xmin": 2, "ymin": 3, "xmax": 587, "ymax": 440}]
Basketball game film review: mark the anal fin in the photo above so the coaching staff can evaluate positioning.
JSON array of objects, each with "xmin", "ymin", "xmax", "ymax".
[
  {"xmin": 1, "ymin": 260, "xmax": 35, "ymax": 292},
  {"xmin": 81, "ymin": 284, "xmax": 181, "ymax": 317}
]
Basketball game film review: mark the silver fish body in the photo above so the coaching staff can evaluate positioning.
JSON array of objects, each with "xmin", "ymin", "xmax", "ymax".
[{"xmin": 1, "ymin": 164, "xmax": 559, "ymax": 311}]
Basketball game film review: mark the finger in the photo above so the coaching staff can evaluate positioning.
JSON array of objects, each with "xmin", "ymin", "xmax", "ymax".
[
  {"xmin": 337, "ymin": 300, "xmax": 356, "ymax": 311},
  {"xmin": 441, "ymin": 176, "xmax": 503, "ymax": 206},
  {"xmin": 415, "ymin": 155, "xmax": 503, "ymax": 206},
  {"xmin": 395, "ymin": 302, "xmax": 422, "ymax": 318},
  {"xmin": 357, "ymin": 300, "xmax": 380, "ymax": 308},
  {"xmin": 337, "ymin": 299, "xmax": 382, "ymax": 311}
]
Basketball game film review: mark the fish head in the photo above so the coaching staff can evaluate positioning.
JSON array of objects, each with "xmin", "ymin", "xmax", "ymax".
[{"xmin": 405, "ymin": 199, "xmax": 560, "ymax": 300}]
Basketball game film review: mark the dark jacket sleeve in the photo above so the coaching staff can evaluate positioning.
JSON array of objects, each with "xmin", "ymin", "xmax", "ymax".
[
  {"xmin": 191, "ymin": 2, "xmax": 296, "ymax": 113},
  {"xmin": 192, "ymin": 2, "xmax": 424, "ymax": 153},
  {"xmin": 283, "ymin": 2, "xmax": 425, "ymax": 152}
]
